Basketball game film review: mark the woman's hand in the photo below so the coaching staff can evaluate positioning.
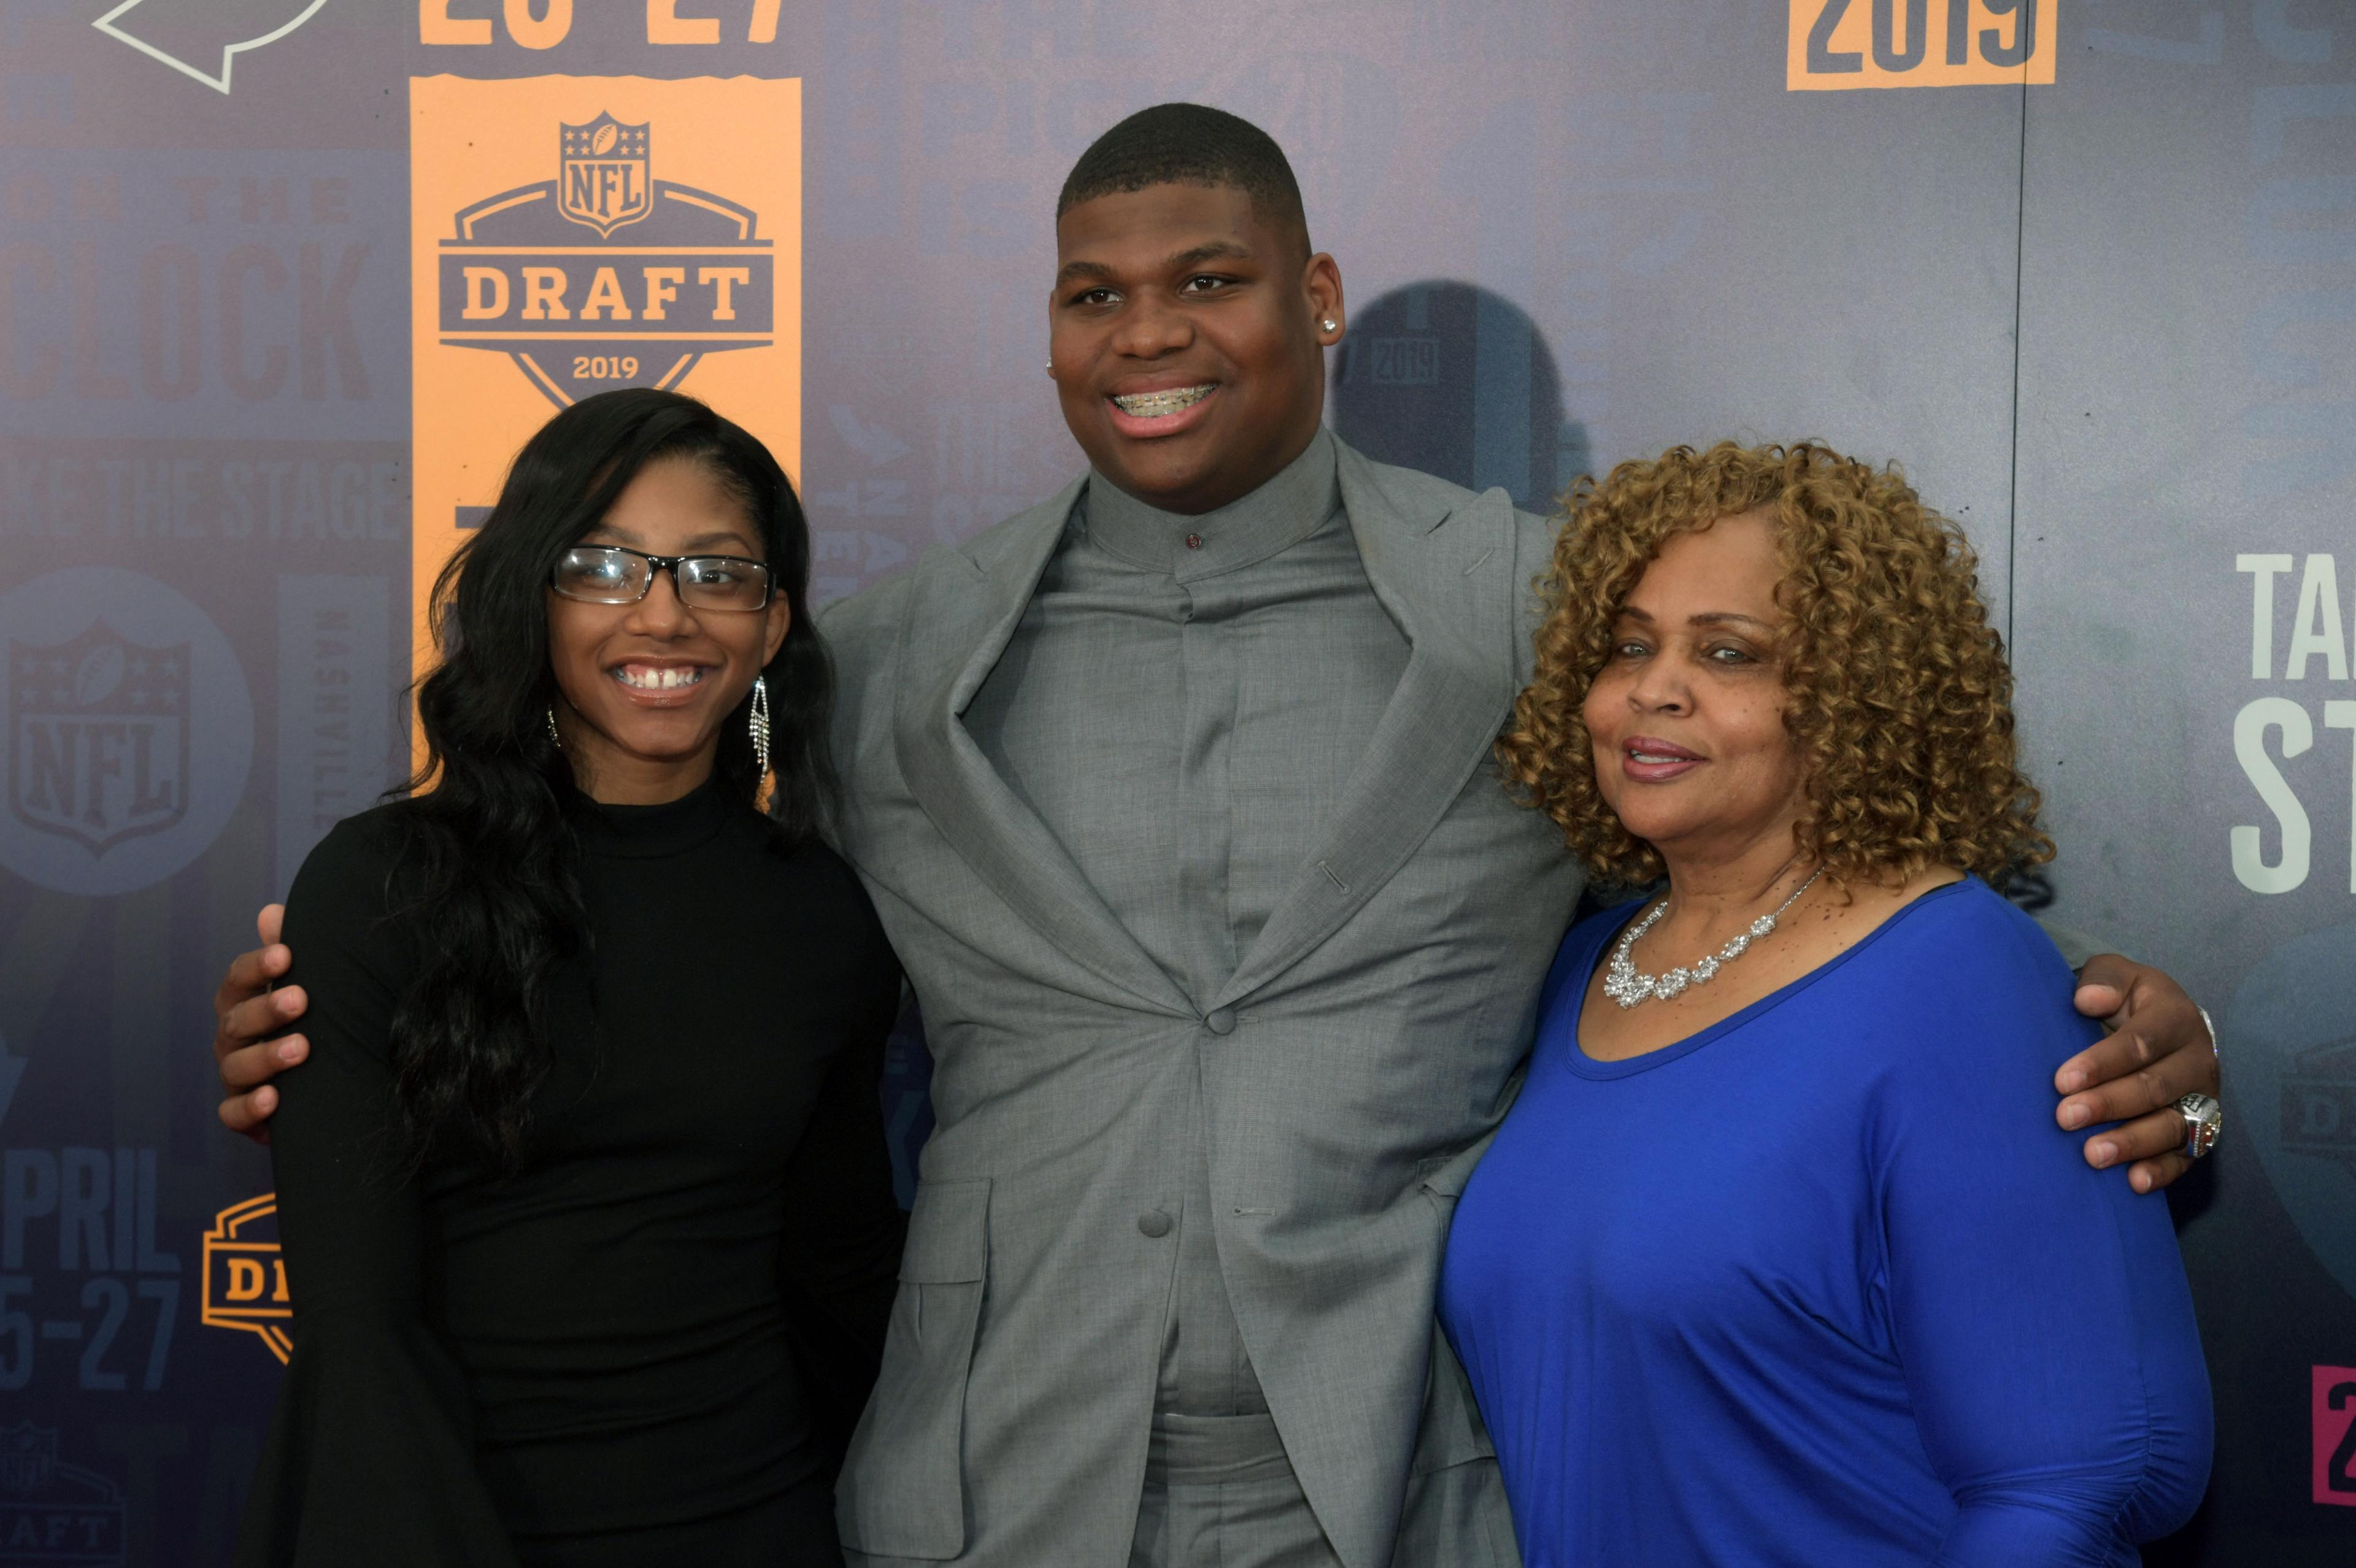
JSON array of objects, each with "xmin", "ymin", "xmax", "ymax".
[
  {"xmin": 211, "ymin": 904, "xmax": 309, "ymax": 1142},
  {"xmin": 2059, "ymin": 955, "xmax": 2221, "ymax": 1194}
]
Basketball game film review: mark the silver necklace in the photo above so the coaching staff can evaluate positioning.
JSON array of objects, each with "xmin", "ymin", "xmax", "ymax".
[{"xmin": 1602, "ymin": 868, "xmax": 1822, "ymax": 1009}]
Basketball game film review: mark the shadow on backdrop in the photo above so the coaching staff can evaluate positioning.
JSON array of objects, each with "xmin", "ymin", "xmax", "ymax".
[{"xmin": 1331, "ymin": 280, "xmax": 1586, "ymax": 515}]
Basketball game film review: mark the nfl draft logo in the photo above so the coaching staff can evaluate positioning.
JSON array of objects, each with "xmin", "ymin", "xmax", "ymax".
[
  {"xmin": 2283, "ymin": 1034, "xmax": 2356, "ymax": 1174},
  {"xmin": 559, "ymin": 115, "xmax": 652, "ymax": 236},
  {"xmin": 436, "ymin": 111, "xmax": 775, "ymax": 409},
  {"xmin": 9, "ymin": 624, "xmax": 188, "ymax": 855},
  {"xmin": 202, "ymin": 1193, "xmax": 293, "ymax": 1366},
  {"xmin": 0, "ymin": 569, "xmax": 250, "ymax": 897},
  {"xmin": 0, "ymin": 1423, "xmax": 126, "ymax": 1566},
  {"xmin": 0, "ymin": 1427, "xmax": 46, "ymax": 1499},
  {"xmin": 2238, "ymin": 923, "xmax": 2356, "ymax": 1305}
]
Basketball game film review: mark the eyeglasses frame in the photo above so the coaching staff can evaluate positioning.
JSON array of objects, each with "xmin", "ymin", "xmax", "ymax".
[{"xmin": 550, "ymin": 544, "xmax": 776, "ymax": 613}]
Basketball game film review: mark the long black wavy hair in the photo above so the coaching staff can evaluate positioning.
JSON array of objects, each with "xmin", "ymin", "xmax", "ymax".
[{"xmin": 387, "ymin": 388, "xmax": 834, "ymax": 1172}]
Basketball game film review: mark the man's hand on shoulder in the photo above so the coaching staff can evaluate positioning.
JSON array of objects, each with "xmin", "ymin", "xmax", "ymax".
[
  {"xmin": 212, "ymin": 904, "xmax": 309, "ymax": 1142},
  {"xmin": 2057, "ymin": 955, "xmax": 2220, "ymax": 1194}
]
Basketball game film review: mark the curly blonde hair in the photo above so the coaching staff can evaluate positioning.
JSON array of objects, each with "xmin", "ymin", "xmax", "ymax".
[{"xmin": 1498, "ymin": 441, "xmax": 2052, "ymax": 891}]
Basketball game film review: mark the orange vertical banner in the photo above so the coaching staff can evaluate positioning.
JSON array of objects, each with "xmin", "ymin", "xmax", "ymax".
[
  {"xmin": 1788, "ymin": 0, "xmax": 2058, "ymax": 90},
  {"xmin": 407, "ymin": 74, "xmax": 803, "ymax": 773}
]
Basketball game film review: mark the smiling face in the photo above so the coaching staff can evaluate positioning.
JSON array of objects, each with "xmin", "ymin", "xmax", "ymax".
[
  {"xmin": 545, "ymin": 456, "xmax": 789, "ymax": 804},
  {"xmin": 1581, "ymin": 510, "xmax": 1810, "ymax": 870},
  {"xmin": 1049, "ymin": 182, "xmax": 1344, "ymax": 516}
]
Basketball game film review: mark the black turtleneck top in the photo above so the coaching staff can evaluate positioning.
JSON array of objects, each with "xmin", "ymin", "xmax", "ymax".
[{"xmin": 236, "ymin": 780, "xmax": 906, "ymax": 1568}]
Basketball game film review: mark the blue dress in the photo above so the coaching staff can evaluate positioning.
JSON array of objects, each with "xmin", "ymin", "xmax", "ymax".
[{"xmin": 1436, "ymin": 879, "xmax": 2211, "ymax": 1567}]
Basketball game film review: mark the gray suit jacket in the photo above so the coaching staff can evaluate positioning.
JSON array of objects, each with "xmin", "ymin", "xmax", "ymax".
[{"xmin": 820, "ymin": 440, "xmax": 1585, "ymax": 1567}]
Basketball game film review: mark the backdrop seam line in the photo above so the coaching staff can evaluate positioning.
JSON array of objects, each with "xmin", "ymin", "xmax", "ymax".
[{"xmin": 2006, "ymin": 74, "xmax": 2029, "ymax": 649}]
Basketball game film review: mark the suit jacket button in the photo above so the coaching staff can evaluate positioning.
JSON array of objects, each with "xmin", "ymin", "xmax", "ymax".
[
  {"xmin": 1204, "ymin": 1007, "xmax": 1237, "ymax": 1036},
  {"xmin": 1137, "ymin": 1210, "xmax": 1172, "ymax": 1238}
]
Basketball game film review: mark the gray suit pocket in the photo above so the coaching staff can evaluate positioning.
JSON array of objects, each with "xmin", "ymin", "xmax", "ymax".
[
  {"xmin": 1416, "ymin": 1150, "xmax": 1479, "ymax": 1213},
  {"xmin": 839, "ymin": 1177, "xmax": 992, "ymax": 1561}
]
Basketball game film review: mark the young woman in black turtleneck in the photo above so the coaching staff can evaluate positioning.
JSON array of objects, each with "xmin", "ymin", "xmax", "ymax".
[{"xmin": 234, "ymin": 390, "xmax": 904, "ymax": 1568}]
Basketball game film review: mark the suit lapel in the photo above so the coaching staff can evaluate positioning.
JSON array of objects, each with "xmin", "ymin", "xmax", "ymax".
[
  {"xmin": 1211, "ymin": 443, "xmax": 1522, "ymax": 1011},
  {"xmin": 892, "ymin": 479, "xmax": 1195, "ymax": 1017}
]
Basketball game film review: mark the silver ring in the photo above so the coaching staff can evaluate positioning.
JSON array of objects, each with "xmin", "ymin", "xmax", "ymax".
[{"xmin": 2175, "ymin": 1092, "xmax": 2222, "ymax": 1159}]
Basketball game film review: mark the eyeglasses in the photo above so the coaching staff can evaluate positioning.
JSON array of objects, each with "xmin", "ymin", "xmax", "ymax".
[{"xmin": 551, "ymin": 545, "xmax": 774, "ymax": 613}]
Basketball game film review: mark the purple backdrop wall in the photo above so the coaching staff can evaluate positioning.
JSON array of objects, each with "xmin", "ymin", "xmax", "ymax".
[{"xmin": 2, "ymin": 3, "xmax": 2350, "ymax": 1563}]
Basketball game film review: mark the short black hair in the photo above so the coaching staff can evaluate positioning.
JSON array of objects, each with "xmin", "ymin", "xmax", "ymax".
[{"xmin": 1057, "ymin": 102, "xmax": 1309, "ymax": 247}]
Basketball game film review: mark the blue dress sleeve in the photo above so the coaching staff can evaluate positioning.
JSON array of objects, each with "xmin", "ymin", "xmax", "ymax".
[{"xmin": 1871, "ymin": 897, "xmax": 2211, "ymax": 1566}]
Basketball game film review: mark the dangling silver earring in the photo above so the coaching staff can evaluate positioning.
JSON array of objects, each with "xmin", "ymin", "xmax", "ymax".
[
  {"xmin": 749, "ymin": 675, "xmax": 771, "ymax": 777},
  {"xmin": 545, "ymin": 706, "xmax": 562, "ymax": 750}
]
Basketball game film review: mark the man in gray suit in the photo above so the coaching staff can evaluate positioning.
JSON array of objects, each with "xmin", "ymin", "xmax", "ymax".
[{"xmin": 212, "ymin": 104, "xmax": 2223, "ymax": 1567}]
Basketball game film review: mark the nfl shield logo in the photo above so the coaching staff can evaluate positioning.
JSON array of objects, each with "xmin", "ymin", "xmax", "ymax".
[
  {"xmin": 0, "ymin": 1423, "xmax": 56, "ymax": 1497},
  {"xmin": 558, "ymin": 114, "xmax": 653, "ymax": 237},
  {"xmin": 9, "ymin": 622, "xmax": 190, "ymax": 855}
]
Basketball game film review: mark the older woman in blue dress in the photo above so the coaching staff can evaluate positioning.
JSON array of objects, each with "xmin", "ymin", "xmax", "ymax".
[{"xmin": 1438, "ymin": 442, "xmax": 2213, "ymax": 1566}]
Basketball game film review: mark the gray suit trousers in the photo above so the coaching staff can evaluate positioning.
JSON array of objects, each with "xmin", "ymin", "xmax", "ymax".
[{"xmin": 1119, "ymin": 1415, "xmax": 1517, "ymax": 1568}]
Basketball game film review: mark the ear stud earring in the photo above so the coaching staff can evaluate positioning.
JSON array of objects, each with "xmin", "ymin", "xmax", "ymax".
[{"xmin": 1321, "ymin": 318, "xmax": 1338, "ymax": 332}]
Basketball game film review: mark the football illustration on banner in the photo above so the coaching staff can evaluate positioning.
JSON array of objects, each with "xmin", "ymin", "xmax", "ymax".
[{"xmin": 0, "ymin": 567, "xmax": 252, "ymax": 897}]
